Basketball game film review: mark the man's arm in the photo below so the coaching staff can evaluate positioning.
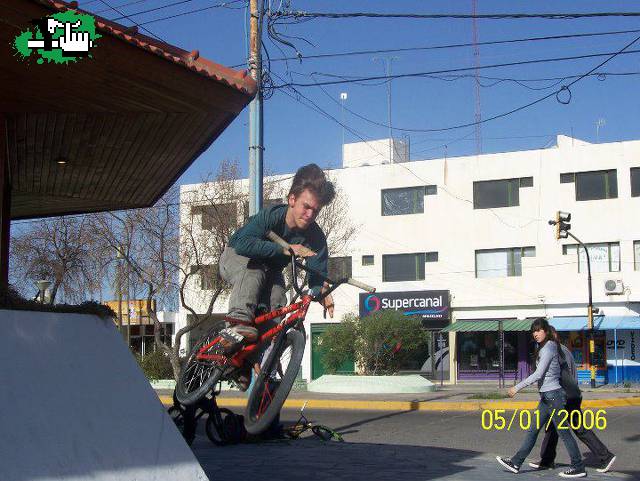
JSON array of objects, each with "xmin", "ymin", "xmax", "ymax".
[{"xmin": 231, "ymin": 208, "xmax": 283, "ymax": 259}]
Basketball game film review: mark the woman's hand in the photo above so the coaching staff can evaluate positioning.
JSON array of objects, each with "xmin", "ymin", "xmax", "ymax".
[{"xmin": 508, "ymin": 386, "xmax": 517, "ymax": 398}]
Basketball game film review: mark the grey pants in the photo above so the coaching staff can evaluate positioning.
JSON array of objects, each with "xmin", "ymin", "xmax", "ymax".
[{"xmin": 219, "ymin": 246, "xmax": 287, "ymax": 341}]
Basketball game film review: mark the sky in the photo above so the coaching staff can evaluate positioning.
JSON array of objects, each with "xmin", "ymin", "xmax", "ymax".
[{"xmin": 81, "ymin": 0, "xmax": 640, "ymax": 184}]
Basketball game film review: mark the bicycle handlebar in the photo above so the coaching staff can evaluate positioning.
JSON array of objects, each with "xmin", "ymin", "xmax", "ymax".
[{"xmin": 266, "ymin": 230, "xmax": 376, "ymax": 294}]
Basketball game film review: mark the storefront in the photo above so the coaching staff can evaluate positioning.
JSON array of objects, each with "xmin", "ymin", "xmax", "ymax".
[
  {"xmin": 354, "ymin": 289, "xmax": 451, "ymax": 381},
  {"xmin": 443, "ymin": 319, "xmax": 533, "ymax": 383},
  {"xmin": 550, "ymin": 315, "xmax": 640, "ymax": 385}
]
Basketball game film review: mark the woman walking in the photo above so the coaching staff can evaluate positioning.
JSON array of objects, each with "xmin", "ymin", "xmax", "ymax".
[{"xmin": 496, "ymin": 318, "xmax": 586, "ymax": 478}]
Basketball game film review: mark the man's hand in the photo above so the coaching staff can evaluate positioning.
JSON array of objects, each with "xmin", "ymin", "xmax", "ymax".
[
  {"xmin": 286, "ymin": 244, "xmax": 316, "ymax": 258},
  {"xmin": 321, "ymin": 283, "xmax": 334, "ymax": 318},
  {"xmin": 508, "ymin": 386, "xmax": 517, "ymax": 398}
]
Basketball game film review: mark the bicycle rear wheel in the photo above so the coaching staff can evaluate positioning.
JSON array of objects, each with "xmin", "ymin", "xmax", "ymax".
[
  {"xmin": 244, "ymin": 329, "xmax": 305, "ymax": 435},
  {"xmin": 175, "ymin": 323, "xmax": 226, "ymax": 406}
]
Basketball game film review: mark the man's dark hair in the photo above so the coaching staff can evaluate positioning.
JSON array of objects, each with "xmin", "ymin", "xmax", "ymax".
[{"xmin": 288, "ymin": 163, "xmax": 335, "ymax": 206}]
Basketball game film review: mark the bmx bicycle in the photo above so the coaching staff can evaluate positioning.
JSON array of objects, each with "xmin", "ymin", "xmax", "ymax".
[{"xmin": 175, "ymin": 230, "xmax": 375, "ymax": 435}]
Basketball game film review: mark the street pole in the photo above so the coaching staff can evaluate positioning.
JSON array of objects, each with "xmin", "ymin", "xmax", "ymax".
[
  {"xmin": 340, "ymin": 92, "xmax": 347, "ymax": 165},
  {"xmin": 567, "ymin": 231, "xmax": 597, "ymax": 388},
  {"xmin": 248, "ymin": 0, "xmax": 264, "ymax": 216},
  {"xmin": 373, "ymin": 56, "xmax": 398, "ymax": 163}
]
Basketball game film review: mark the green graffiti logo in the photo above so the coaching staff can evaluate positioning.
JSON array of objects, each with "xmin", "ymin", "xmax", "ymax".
[{"xmin": 13, "ymin": 11, "xmax": 101, "ymax": 64}]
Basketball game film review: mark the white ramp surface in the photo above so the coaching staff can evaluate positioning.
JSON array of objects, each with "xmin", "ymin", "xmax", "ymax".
[{"xmin": 0, "ymin": 310, "xmax": 209, "ymax": 481}]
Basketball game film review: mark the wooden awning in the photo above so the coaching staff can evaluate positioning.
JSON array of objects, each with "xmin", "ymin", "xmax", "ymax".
[{"xmin": 1, "ymin": 0, "xmax": 257, "ymax": 220}]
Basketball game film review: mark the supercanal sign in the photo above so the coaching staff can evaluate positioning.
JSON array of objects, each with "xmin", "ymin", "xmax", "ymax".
[{"xmin": 359, "ymin": 290, "xmax": 450, "ymax": 329}]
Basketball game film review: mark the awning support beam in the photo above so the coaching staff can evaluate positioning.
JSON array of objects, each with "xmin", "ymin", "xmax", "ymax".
[{"xmin": 1, "ymin": 116, "xmax": 10, "ymax": 290}]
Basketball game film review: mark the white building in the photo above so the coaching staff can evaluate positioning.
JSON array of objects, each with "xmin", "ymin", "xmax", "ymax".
[{"xmin": 179, "ymin": 135, "xmax": 640, "ymax": 385}]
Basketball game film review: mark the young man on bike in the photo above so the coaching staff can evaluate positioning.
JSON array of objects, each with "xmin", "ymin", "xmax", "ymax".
[{"xmin": 216, "ymin": 163, "xmax": 336, "ymax": 389}]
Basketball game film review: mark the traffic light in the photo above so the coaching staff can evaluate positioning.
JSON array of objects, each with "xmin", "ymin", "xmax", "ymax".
[{"xmin": 554, "ymin": 211, "xmax": 571, "ymax": 239}]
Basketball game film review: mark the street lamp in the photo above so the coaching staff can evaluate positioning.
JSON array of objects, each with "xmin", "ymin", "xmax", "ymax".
[
  {"xmin": 549, "ymin": 211, "xmax": 597, "ymax": 388},
  {"xmin": 35, "ymin": 279, "xmax": 51, "ymax": 304}
]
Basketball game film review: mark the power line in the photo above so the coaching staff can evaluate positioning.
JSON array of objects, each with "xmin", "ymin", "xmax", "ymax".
[
  {"xmin": 276, "ymin": 33, "xmax": 640, "ymax": 134},
  {"xmin": 230, "ymin": 28, "xmax": 640, "ymax": 67},
  {"xmin": 136, "ymin": 0, "xmax": 247, "ymax": 25},
  {"xmin": 109, "ymin": 0, "xmax": 222, "ymax": 21},
  {"xmin": 94, "ymin": 0, "xmax": 151, "ymax": 14},
  {"xmin": 273, "ymin": 11, "xmax": 640, "ymax": 21},
  {"xmin": 95, "ymin": 0, "xmax": 167, "ymax": 42},
  {"xmin": 274, "ymin": 49, "xmax": 640, "ymax": 89}
]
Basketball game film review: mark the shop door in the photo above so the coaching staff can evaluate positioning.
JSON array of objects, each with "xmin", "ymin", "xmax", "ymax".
[{"xmin": 311, "ymin": 324, "xmax": 355, "ymax": 380}]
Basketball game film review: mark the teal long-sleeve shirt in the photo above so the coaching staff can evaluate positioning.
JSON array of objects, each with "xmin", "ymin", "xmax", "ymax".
[{"xmin": 227, "ymin": 204, "xmax": 329, "ymax": 293}]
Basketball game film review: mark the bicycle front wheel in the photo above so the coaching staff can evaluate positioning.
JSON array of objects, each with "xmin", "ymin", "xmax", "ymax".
[
  {"xmin": 244, "ymin": 329, "xmax": 305, "ymax": 435},
  {"xmin": 175, "ymin": 324, "xmax": 226, "ymax": 406}
]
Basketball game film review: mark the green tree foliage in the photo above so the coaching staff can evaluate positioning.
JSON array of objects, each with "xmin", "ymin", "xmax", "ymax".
[
  {"xmin": 321, "ymin": 310, "xmax": 430, "ymax": 375},
  {"xmin": 319, "ymin": 314, "xmax": 357, "ymax": 374}
]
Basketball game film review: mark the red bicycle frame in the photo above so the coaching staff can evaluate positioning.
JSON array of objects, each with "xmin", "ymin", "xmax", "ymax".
[{"xmin": 195, "ymin": 294, "xmax": 313, "ymax": 369}]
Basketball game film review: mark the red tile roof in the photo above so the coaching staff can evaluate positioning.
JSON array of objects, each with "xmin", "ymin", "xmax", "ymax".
[{"xmin": 32, "ymin": 0, "xmax": 257, "ymax": 96}]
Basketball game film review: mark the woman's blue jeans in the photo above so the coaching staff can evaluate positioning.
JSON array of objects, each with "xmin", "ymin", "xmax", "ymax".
[{"xmin": 511, "ymin": 388, "xmax": 583, "ymax": 469}]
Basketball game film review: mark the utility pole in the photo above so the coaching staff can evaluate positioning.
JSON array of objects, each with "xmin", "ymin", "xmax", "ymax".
[
  {"xmin": 340, "ymin": 92, "xmax": 347, "ymax": 165},
  {"xmin": 373, "ymin": 56, "xmax": 398, "ymax": 163},
  {"xmin": 248, "ymin": 0, "xmax": 264, "ymax": 216}
]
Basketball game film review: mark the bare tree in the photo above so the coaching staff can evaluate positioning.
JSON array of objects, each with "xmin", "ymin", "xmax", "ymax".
[{"xmin": 10, "ymin": 216, "xmax": 109, "ymax": 304}]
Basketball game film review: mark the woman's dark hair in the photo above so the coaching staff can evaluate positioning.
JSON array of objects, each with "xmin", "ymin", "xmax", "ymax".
[
  {"xmin": 288, "ymin": 163, "xmax": 335, "ymax": 206},
  {"xmin": 530, "ymin": 317, "xmax": 557, "ymax": 360}
]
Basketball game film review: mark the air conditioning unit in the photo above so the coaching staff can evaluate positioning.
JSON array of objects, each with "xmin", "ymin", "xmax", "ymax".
[{"xmin": 604, "ymin": 279, "xmax": 624, "ymax": 295}]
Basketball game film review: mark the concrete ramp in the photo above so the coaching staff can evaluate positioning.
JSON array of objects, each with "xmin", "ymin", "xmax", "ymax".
[{"xmin": 0, "ymin": 310, "xmax": 209, "ymax": 481}]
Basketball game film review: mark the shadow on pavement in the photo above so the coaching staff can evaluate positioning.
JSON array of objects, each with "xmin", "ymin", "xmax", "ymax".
[{"xmin": 192, "ymin": 437, "xmax": 479, "ymax": 481}]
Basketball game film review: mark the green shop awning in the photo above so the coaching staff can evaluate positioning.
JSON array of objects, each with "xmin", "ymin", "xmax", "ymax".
[{"xmin": 442, "ymin": 319, "xmax": 533, "ymax": 332}]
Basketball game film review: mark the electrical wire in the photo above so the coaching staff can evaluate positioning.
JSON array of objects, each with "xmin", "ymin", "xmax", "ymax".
[
  {"xmin": 274, "ymin": 49, "xmax": 640, "ymax": 89},
  {"xmin": 230, "ymin": 28, "xmax": 640, "ymax": 67},
  {"xmin": 137, "ymin": 0, "xmax": 247, "ymax": 25},
  {"xmin": 273, "ymin": 11, "xmax": 640, "ymax": 21}
]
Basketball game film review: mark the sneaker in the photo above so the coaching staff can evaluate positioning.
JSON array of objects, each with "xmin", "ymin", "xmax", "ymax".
[
  {"xmin": 596, "ymin": 455, "xmax": 616, "ymax": 473},
  {"xmin": 559, "ymin": 467, "xmax": 587, "ymax": 478},
  {"xmin": 496, "ymin": 456, "xmax": 520, "ymax": 474},
  {"xmin": 529, "ymin": 461, "xmax": 555, "ymax": 470}
]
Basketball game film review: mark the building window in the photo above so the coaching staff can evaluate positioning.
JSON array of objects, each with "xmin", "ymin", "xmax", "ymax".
[
  {"xmin": 362, "ymin": 255, "xmax": 374, "ymax": 266},
  {"xmin": 473, "ymin": 178, "xmax": 520, "ymax": 209},
  {"xmin": 458, "ymin": 331, "xmax": 518, "ymax": 372},
  {"xmin": 519, "ymin": 177, "xmax": 534, "ymax": 188},
  {"xmin": 475, "ymin": 247, "xmax": 535, "ymax": 278},
  {"xmin": 383, "ymin": 253, "xmax": 425, "ymax": 282},
  {"xmin": 328, "ymin": 256, "xmax": 352, "ymax": 280},
  {"xmin": 192, "ymin": 203, "xmax": 237, "ymax": 230},
  {"xmin": 381, "ymin": 186, "xmax": 425, "ymax": 216},
  {"xmin": 575, "ymin": 170, "xmax": 617, "ymax": 201},
  {"xmin": 243, "ymin": 198, "xmax": 283, "ymax": 222},
  {"xmin": 635, "ymin": 241, "xmax": 640, "ymax": 271},
  {"xmin": 560, "ymin": 172, "xmax": 575, "ymax": 184},
  {"xmin": 191, "ymin": 264, "xmax": 219, "ymax": 290},
  {"xmin": 425, "ymin": 251, "xmax": 438, "ymax": 262},
  {"xmin": 631, "ymin": 167, "xmax": 640, "ymax": 197},
  {"xmin": 425, "ymin": 185, "xmax": 438, "ymax": 195},
  {"xmin": 562, "ymin": 242, "xmax": 620, "ymax": 273}
]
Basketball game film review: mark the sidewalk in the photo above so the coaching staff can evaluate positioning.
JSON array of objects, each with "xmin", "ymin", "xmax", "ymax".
[{"xmin": 156, "ymin": 383, "xmax": 640, "ymax": 412}]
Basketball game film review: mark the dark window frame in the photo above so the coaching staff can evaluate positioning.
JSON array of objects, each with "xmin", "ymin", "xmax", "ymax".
[
  {"xmin": 328, "ymin": 256, "xmax": 353, "ymax": 280},
  {"xmin": 474, "ymin": 246, "xmax": 535, "ymax": 278},
  {"xmin": 362, "ymin": 255, "xmax": 374, "ymax": 266},
  {"xmin": 631, "ymin": 167, "xmax": 640, "ymax": 197},
  {"xmin": 382, "ymin": 253, "xmax": 426, "ymax": 282},
  {"xmin": 381, "ymin": 186, "xmax": 426, "ymax": 216},
  {"xmin": 575, "ymin": 169, "xmax": 618, "ymax": 201},
  {"xmin": 473, "ymin": 178, "xmax": 520, "ymax": 209}
]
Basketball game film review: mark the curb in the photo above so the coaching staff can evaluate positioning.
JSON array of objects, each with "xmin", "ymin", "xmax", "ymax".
[{"xmin": 158, "ymin": 395, "xmax": 640, "ymax": 412}]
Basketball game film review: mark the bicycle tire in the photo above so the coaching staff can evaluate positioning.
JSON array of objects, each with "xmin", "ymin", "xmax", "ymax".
[
  {"xmin": 244, "ymin": 329, "xmax": 305, "ymax": 435},
  {"xmin": 205, "ymin": 408, "xmax": 235, "ymax": 445},
  {"xmin": 175, "ymin": 323, "xmax": 226, "ymax": 406}
]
